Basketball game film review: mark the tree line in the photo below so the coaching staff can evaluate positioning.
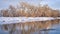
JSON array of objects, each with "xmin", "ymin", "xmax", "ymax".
[{"xmin": 0, "ymin": 2, "xmax": 60, "ymax": 17}]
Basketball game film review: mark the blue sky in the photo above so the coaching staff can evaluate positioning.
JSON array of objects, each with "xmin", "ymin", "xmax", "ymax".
[{"xmin": 0, "ymin": 0, "xmax": 60, "ymax": 10}]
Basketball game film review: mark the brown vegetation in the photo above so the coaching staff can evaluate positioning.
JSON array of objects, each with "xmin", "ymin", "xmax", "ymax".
[{"xmin": 0, "ymin": 2, "xmax": 60, "ymax": 17}]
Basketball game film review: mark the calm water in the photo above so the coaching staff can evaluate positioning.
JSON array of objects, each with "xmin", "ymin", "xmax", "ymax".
[{"xmin": 0, "ymin": 19, "xmax": 60, "ymax": 34}]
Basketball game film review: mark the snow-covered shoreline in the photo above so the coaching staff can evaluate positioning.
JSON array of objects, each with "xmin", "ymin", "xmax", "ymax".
[{"xmin": 0, "ymin": 17, "xmax": 60, "ymax": 25}]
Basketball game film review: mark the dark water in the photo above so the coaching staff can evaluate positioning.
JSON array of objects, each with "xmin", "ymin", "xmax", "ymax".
[{"xmin": 0, "ymin": 19, "xmax": 60, "ymax": 34}]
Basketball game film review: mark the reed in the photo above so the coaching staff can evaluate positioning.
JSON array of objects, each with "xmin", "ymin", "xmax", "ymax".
[{"xmin": 0, "ymin": 2, "xmax": 60, "ymax": 17}]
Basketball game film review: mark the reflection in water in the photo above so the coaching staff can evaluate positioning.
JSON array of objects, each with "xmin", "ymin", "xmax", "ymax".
[{"xmin": 0, "ymin": 19, "xmax": 60, "ymax": 34}]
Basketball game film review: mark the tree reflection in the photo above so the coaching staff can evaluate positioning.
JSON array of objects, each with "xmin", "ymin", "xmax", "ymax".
[{"xmin": 1, "ymin": 19, "xmax": 60, "ymax": 34}]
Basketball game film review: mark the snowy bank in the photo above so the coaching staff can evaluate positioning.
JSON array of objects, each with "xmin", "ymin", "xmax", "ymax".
[{"xmin": 0, "ymin": 17, "xmax": 59, "ymax": 25}]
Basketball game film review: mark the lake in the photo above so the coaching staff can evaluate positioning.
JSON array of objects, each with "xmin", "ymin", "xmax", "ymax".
[{"xmin": 0, "ymin": 17, "xmax": 60, "ymax": 34}]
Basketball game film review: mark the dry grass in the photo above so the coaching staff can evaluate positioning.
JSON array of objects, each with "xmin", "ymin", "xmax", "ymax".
[{"xmin": 0, "ymin": 2, "xmax": 60, "ymax": 17}]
